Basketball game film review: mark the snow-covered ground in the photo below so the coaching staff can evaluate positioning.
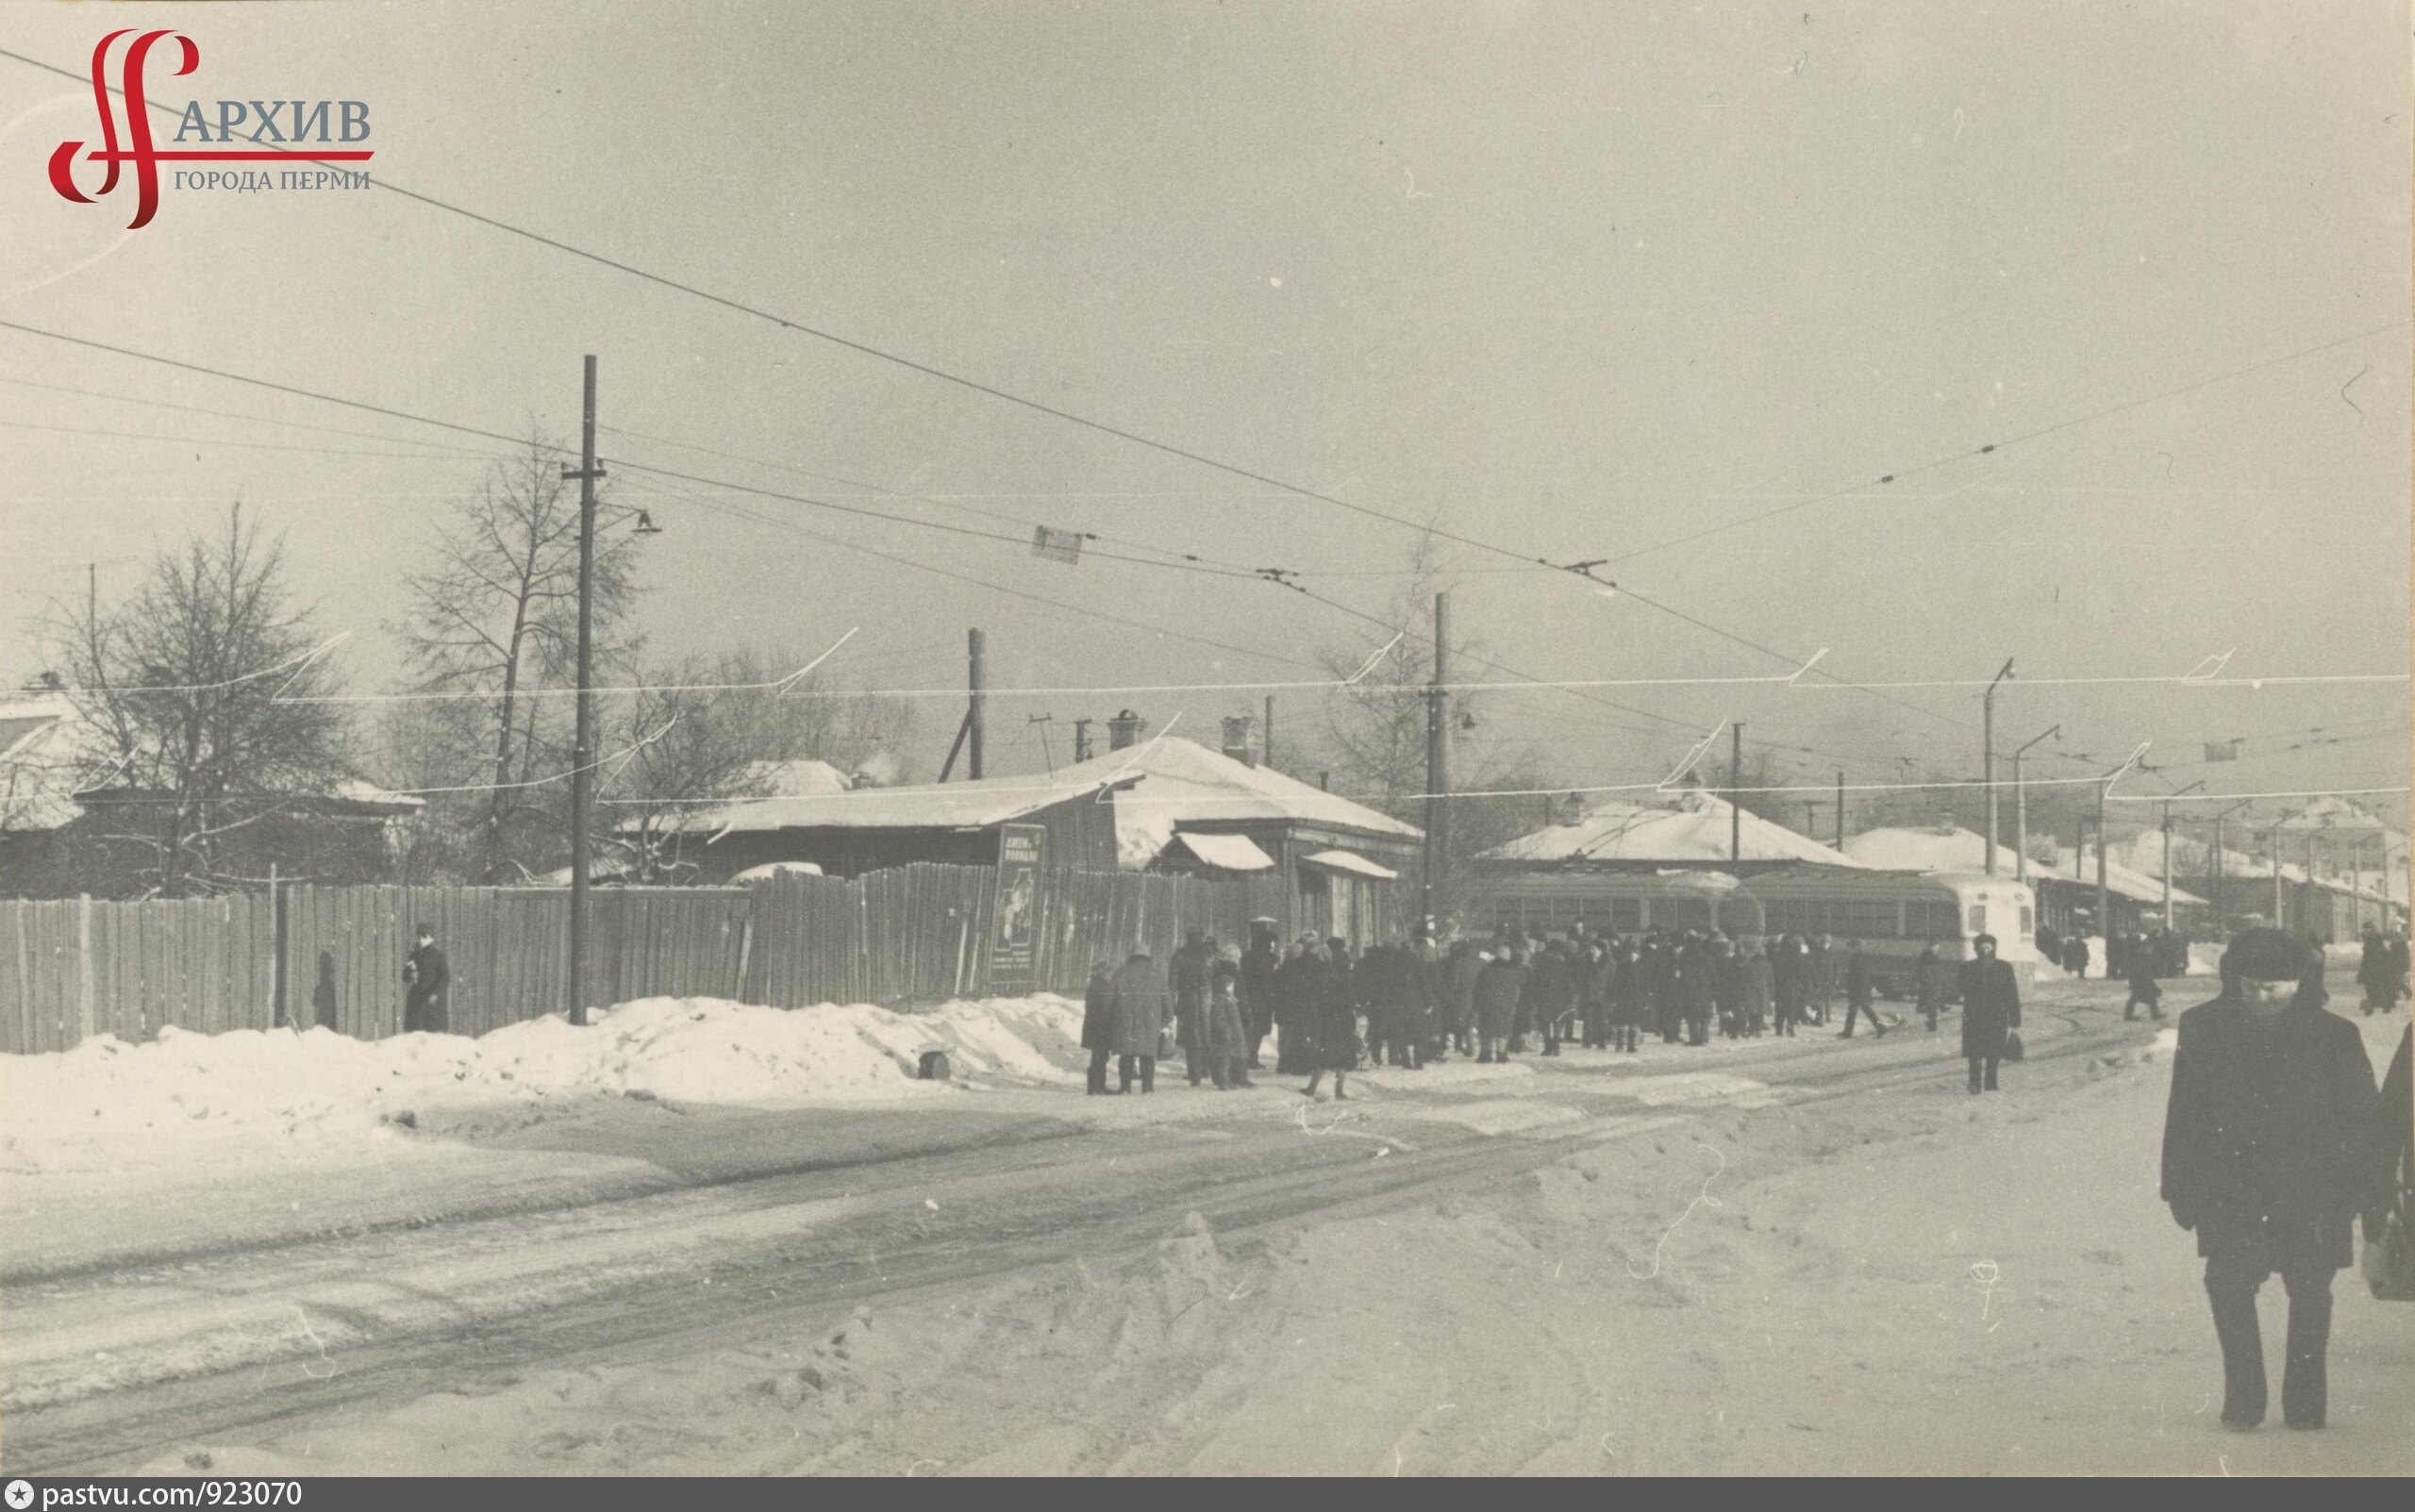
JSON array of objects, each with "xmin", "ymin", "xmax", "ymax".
[{"xmin": 0, "ymin": 994, "xmax": 1086, "ymax": 1178}]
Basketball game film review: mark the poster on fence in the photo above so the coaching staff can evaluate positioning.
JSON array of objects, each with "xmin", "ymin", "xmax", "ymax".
[{"xmin": 990, "ymin": 824, "xmax": 1046, "ymax": 991}]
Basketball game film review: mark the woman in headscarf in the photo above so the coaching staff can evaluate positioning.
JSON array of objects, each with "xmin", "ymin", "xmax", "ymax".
[{"xmin": 1208, "ymin": 942, "xmax": 1252, "ymax": 1089}]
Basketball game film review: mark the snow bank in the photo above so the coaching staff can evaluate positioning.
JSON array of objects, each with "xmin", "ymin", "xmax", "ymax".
[{"xmin": 0, "ymin": 994, "xmax": 1085, "ymax": 1176}]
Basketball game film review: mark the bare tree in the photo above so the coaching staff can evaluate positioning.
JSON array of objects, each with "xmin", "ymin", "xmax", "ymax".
[
  {"xmin": 1307, "ymin": 530, "xmax": 1572, "ymax": 929},
  {"xmin": 388, "ymin": 435, "xmax": 641, "ymax": 882},
  {"xmin": 47, "ymin": 505, "xmax": 354, "ymax": 896},
  {"xmin": 602, "ymin": 647, "xmax": 919, "ymax": 882}
]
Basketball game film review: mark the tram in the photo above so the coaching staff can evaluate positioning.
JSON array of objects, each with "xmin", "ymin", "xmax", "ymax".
[{"xmin": 1472, "ymin": 863, "xmax": 2037, "ymax": 996}]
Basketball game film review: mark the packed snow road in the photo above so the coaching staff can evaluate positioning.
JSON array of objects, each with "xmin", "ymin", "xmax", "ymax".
[{"xmin": 4, "ymin": 974, "xmax": 2406, "ymax": 1475}]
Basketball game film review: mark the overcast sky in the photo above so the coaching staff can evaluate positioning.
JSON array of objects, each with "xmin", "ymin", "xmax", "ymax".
[{"xmin": 1, "ymin": 1, "xmax": 2407, "ymax": 825}]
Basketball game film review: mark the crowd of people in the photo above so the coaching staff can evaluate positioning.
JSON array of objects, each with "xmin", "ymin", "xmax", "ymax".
[{"xmin": 1078, "ymin": 920, "xmax": 2025, "ymax": 1099}]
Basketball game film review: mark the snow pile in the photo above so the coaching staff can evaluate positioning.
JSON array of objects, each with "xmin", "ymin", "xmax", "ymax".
[{"xmin": 0, "ymin": 994, "xmax": 1085, "ymax": 1175}]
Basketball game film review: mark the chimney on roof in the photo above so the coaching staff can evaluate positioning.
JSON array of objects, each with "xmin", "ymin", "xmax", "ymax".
[
  {"xmin": 1108, "ymin": 708, "xmax": 1146, "ymax": 751},
  {"xmin": 1221, "ymin": 714, "xmax": 1257, "ymax": 767}
]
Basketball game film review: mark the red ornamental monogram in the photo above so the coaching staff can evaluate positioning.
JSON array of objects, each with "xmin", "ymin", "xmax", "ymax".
[{"xmin": 48, "ymin": 29, "xmax": 375, "ymax": 229}]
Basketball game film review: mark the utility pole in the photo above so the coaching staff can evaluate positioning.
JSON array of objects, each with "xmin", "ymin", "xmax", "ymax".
[
  {"xmin": 2269, "ymin": 825, "xmax": 2285, "ymax": 926},
  {"xmin": 2012, "ymin": 724, "xmax": 2059, "ymax": 884},
  {"xmin": 562, "ymin": 355, "xmax": 605, "ymax": 1028},
  {"xmin": 1263, "ymin": 693, "xmax": 1275, "ymax": 769},
  {"xmin": 966, "ymin": 628, "xmax": 987, "ymax": 780},
  {"xmin": 1072, "ymin": 717, "xmax": 1093, "ymax": 765},
  {"xmin": 2158, "ymin": 782, "xmax": 2203, "ymax": 929},
  {"xmin": 1982, "ymin": 656, "xmax": 2015, "ymax": 874},
  {"xmin": 2095, "ymin": 775, "xmax": 2110, "ymax": 944},
  {"xmin": 1834, "ymin": 771, "xmax": 1844, "ymax": 851},
  {"xmin": 1423, "ymin": 591, "xmax": 1450, "ymax": 930},
  {"xmin": 1729, "ymin": 722, "xmax": 1744, "ymax": 862}
]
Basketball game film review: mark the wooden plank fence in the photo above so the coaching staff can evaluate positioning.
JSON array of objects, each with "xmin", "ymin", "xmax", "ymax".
[{"xmin": 1, "ymin": 864, "xmax": 1274, "ymax": 1054}]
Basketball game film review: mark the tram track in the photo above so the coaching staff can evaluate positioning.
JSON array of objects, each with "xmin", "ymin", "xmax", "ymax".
[{"xmin": 2, "ymin": 987, "xmax": 2156, "ymax": 1472}]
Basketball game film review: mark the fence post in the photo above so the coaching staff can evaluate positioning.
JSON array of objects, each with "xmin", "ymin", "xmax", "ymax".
[{"xmin": 76, "ymin": 894, "xmax": 95, "ymax": 1044}]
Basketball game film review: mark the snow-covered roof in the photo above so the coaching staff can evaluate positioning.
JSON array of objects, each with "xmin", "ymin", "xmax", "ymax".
[
  {"xmin": 1165, "ymin": 832, "xmax": 1276, "ymax": 872},
  {"xmin": 1301, "ymin": 848, "xmax": 1400, "ymax": 880},
  {"xmin": 0, "ymin": 696, "xmax": 82, "ymax": 831},
  {"xmin": 1844, "ymin": 825, "xmax": 2203, "ymax": 906},
  {"xmin": 745, "ymin": 758, "xmax": 853, "ymax": 798},
  {"xmin": 1049, "ymin": 737, "xmax": 1421, "ymax": 838},
  {"xmin": 1480, "ymin": 790, "xmax": 1868, "ymax": 868},
  {"xmin": 674, "ymin": 767, "xmax": 1124, "ymax": 836}
]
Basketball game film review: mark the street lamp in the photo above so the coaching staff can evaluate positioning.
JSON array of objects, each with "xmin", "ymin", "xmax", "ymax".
[
  {"xmin": 2159, "ymin": 780, "xmax": 2205, "ymax": 928},
  {"xmin": 1981, "ymin": 657, "xmax": 2017, "ymax": 874},
  {"xmin": 2011, "ymin": 723, "xmax": 2060, "ymax": 884},
  {"xmin": 2208, "ymin": 798, "xmax": 2252, "ymax": 930}
]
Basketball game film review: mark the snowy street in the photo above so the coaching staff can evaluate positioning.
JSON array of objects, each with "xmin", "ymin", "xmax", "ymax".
[{"xmin": 5, "ymin": 967, "xmax": 2407, "ymax": 1476}]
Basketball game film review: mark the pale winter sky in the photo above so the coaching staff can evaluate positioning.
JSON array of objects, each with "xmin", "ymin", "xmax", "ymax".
[{"xmin": 0, "ymin": 1, "xmax": 2407, "ymax": 826}]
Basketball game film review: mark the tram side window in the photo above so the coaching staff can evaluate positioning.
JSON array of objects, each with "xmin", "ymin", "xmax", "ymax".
[
  {"xmin": 1967, "ymin": 904, "xmax": 1988, "ymax": 934},
  {"xmin": 1907, "ymin": 901, "xmax": 1958, "ymax": 939},
  {"xmin": 1609, "ymin": 898, "xmax": 1643, "ymax": 930},
  {"xmin": 2019, "ymin": 906, "xmax": 2034, "ymax": 938}
]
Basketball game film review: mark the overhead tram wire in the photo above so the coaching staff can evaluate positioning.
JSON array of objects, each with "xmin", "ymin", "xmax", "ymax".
[
  {"xmin": 12, "ymin": 41, "xmax": 2379, "ymax": 765},
  {"xmin": 0, "ymin": 317, "xmax": 1790, "ymax": 745},
  {"xmin": 1595, "ymin": 319, "xmax": 2411, "ymax": 570},
  {"xmin": 13, "ymin": 317, "xmax": 2391, "ymax": 778},
  {"xmin": 596, "ymin": 423, "xmax": 1270, "ymax": 580},
  {"xmin": 0, "ymin": 321, "xmax": 1271, "ymax": 588}
]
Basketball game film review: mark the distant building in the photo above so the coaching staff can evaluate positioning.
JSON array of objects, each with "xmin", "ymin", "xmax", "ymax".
[
  {"xmin": 664, "ymin": 735, "xmax": 1423, "ymax": 946},
  {"xmin": 0, "ymin": 693, "xmax": 425, "ymax": 896},
  {"xmin": 1842, "ymin": 824, "xmax": 2209, "ymax": 939},
  {"xmin": 659, "ymin": 766, "xmax": 1127, "ymax": 882},
  {"xmin": 1049, "ymin": 736, "xmax": 1421, "ymax": 946}
]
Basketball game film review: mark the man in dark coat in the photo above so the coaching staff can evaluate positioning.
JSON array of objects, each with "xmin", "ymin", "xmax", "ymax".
[
  {"xmin": 1273, "ymin": 936, "xmax": 1324, "ymax": 1074},
  {"xmin": 1713, "ymin": 938, "xmax": 1743, "ymax": 1039},
  {"xmin": 1358, "ymin": 936, "xmax": 1421, "ymax": 1070},
  {"xmin": 1682, "ymin": 932, "xmax": 1719, "ymax": 1046},
  {"xmin": 1738, "ymin": 940, "xmax": 1774, "ymax": 1038},
  {"xmin": 1957, "ymin": 933, "xmax": 2020, "ymax": 1093},
  {"xmin": 1839, "ymin": 939, "xmax": 1890, "ymax": 1038},
  {"xmin": 1241, "ymin": 925, "xmax": 1280, "ymax": 1068},
  {"xmin": 1109, "ymin": 950, "xmax": 1170, "ymax": 1092},
  {"xmin": 2063, "ymin": 932, "xmax": 2091, "ymax": 979},
  {"xmin": 1474, "ymin": 948, "xmax": 1526, "ymax": 1063},
  {"xmin": 1610, "ymin": 941, "xmax": 1647, "ymax": 1052},
  {"xmin": 1447, "ymin": 939, "xmax": 1482, "ymax": 1057},
  {"xmin": 403, "ymin": 924, "xmax": 450, "ymax": 1035},
  {"xmin": 2124, "ymin": 948, "xmax": 2167, "ymax": 1022},
  {"xmin": 1914, "ymin": 943, "xmax": 1945, "ymax": 1032},
  {"xmin": 1772, "ymin": 934, "xmax": 1807, "ymax": 1038},
  {"xmin": 1581, "ymin": 940, "xmax": 1615, "ymax": 1048},
  {"xmin": 2357, "ymin": 927, "xmax": 2390, "ymax": 1016},
  {"xmin": 1170, "ymin": 930, "xmax": 1213, "ymax": 1086},
  {"xmin": 1302, "ymin": 939, "xmax": 1362, "ymax": 1101},
  {"xmin": 2160, "ymin": 928, "xmax": 2380, "ymax": 1430},
  {"xmin": 1080, "ymin": 960, "xmax": 1118, "ymax": 1094},
  {"xmin": 1323, "ymin": 938, "xmax": 1361, "ymax": 1067},
  {"xmin": 1524, "ymin": 939, "xmax": 1575, "ymax": 1056}
]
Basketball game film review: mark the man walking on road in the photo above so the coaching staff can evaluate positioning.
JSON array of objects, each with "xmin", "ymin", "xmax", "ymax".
[
  {"xmin": 1839, "ymin": 939, "xmax": 1890, "ymax": 1038},
  {"xmin": 2125, "ymin": 950, "xmax": 2167, "ymax": 1022},
  {"xmin": 403, "ymin": 924, "xmax": 450, "ymax": 1035},
  {"xmin": 2160, "ymin": 928, "xmax": 2380, "ymax": 1431},
  {"xmin": 1957, "ymin": 933, "xmax": 2020, "ymax": 1092},
  {"xmin": 1914, "ymin": 942, "xmax": 1945, "ymax": 1032}
]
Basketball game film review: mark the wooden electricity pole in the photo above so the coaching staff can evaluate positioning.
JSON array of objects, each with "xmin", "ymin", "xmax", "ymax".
[
  {"xmin": 1423, "ymin": 592, "xmax": 1450, "ymax": 930},
  {"xmin": 562, "ymin": 356, "xmax": 606, "ymax": 1028}
]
